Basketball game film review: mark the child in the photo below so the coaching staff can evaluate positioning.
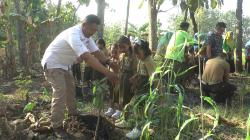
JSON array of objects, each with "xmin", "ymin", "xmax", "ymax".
[
  {"xmin": 125, "ymin": 39, "xmax": 156, "ymax": 139},
  {"xmin": 105, "ymin": 43, "xmax": 120, "ymax": 117},
  {"xmin": 111, "ymin": 36, "xmax": 138, "ymax": 120},
  {"xmin": 96, "ymin": 38, "xmax": 110, "ymax": 58}
]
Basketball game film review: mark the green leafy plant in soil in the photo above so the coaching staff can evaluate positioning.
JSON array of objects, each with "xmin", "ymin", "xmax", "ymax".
[
  {"xmin": 92, "ymin": 78, "xmax": 109, "ymax": 140},
  {"xmin": 120, "ymin": 58, "xmax": 220, "ymax": 140}
]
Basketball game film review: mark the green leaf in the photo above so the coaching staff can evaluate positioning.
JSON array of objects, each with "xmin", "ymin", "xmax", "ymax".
[
  {"xmin": 23, "ymin": 102, "xmax": 35, "ymax": 112},
  {"xmin": 175, "ymin": 117, "xmax": 198, "ymax": 140},
  {"xmin": 203, "ymin": 96, "xmax": 219, "ymax": 130},
  {"xmin": 42, "ymin": 87, "xmax": 49, "ymax": 95},
  {"xmin": 140, "ymin": 121, "xmax": 152, "ymax": 140},
  {"xmin": 211, "ymin": 0, "xmax": 217, "ymax": 9},
  {"xmin": 176, "ymin": 65, "xmax": 197, "ymax": 77},
  {"xmin": 175, "ymin": 85, "xmax": 184, "ymax": 128},
  {"xmin": 246, "ymin": 113, "xmax": 250, "ymax": 140}
]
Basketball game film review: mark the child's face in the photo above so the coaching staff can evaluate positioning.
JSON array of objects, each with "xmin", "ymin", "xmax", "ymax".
[
  {"xmin": 136, "ymin": 48, "xmax": 145, "ymax": 60},
  {"xmin": 118, "ymin": 43, "xmax": 129, "ymax": 53},
  {"xmin": 111, "ymin": 47, "xmax": 119, "ymax": 60}
]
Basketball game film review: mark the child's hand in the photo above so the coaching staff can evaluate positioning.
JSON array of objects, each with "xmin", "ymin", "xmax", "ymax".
[{"xmin": 109, "ymin": 61, "xmax": 119, "ymax": 72}]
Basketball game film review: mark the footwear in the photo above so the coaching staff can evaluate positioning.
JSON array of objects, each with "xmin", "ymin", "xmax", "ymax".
[
  {"xmin": 111, "ymin": 110, "xmax": 121, "ymax": 119},
  {"xmin": 53, "ymin": 126, "xmax": 69, "ymax": 139},
  {"xmin": 115, "ymin": 120, "xmax": 128, "ymax": 128},
  {"xmin": 126, "ymin": 127, "xmax": 141, "ymax": 139},
  {"xmin": 104, "ymin": 108, "xmax": 114, "ymax": 117}
]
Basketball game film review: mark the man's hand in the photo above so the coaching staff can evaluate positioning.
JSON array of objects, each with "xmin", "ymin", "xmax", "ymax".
[{"xmin": 105, "ymin": 71, "xmax": 118, "ymax": 85}]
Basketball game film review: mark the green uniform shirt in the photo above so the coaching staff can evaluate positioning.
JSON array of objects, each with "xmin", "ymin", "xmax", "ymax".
[{"xmin": 165, "ymin": 30, "xmax": 193, "ymax": 62}]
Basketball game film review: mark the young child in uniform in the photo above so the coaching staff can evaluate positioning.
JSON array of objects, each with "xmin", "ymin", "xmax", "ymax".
[
  {"xmin": 125, "ymin": 39, "xmax": 156, "ymax": 139},
  {"xmin": 96, "ymin": 38, "xmax": 110, "ymax": 58},
  {"xmin": 112, "ymin": 36, "xmax": 138, "ymax": 120},
  {"xmin": 105, "ymin": 43, "xmax": 120, "ymax": 117}
]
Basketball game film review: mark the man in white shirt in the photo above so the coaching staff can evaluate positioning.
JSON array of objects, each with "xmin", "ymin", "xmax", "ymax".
[{"xmin": 41, "ymin": 14, "xmax": 117, "ymax": 138}]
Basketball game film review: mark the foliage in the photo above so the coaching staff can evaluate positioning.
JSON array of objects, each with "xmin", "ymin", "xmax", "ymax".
[
  {"xmin": 92, "ymin": 78, "xmax": 109, "ymax": 109},
  {"xmin": 0, "ymin": 0, "xmax": 80, "ymax": 72},
  {"xmin": 167, "ymin": 9, "xmax": 250, "ymax": 43},
  {"xmin": 103, "ymin": 23, "xmax": 123, "ymax": 47},
  {"xmin": 23, "ymin": 102, "xmax": 35, "ymax": 112},
  {"xmin": 246, "ymin": 113, "xmax": 250, "ymax": 140},
  {"xmin": 119, "ymin": 57, "xmax": 220, "ymax": 139},
  {"xmin": 128, "ymin": 21, "xmax": 164, "ymax": 40}
]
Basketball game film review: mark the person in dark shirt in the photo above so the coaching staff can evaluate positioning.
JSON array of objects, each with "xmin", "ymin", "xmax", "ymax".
[{"xmin": 206, "ymin": 22, "xmax": 226, "ymax": 59}]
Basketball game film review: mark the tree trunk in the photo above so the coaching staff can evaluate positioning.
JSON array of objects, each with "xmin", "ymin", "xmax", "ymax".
[
  {"xmin": 183, "ymin": 8, "xmax": 188, "ymax": 22},
  {"xmin": 124, "ymin": 0, "xmax": 130, "ymax": 35},
  {"xmin": 189, "ymin": 10, "xmax": 198, "ymax": 33},
  {"xmin": 148, "ymin": 0, "xmax": 158, "ymax": 51},
  {"xmin": 27, "ymin": 29, "xmax": 39, "ymax": 65},
  {"xmin": 96, "ymin": 0, "xmax": 105, "ymax": 38},
  {"xmin": 73, "ymin": 4, "xmax": 81, "ymax": 23},
  {"xmin": 56, "ymin": 0, "xmax": 62, "ymax": 17},
  {"xmin": 14, "ymin": 0, "xmax": 28, "ymax": 68},
  {"xmin": 55, "ymin": 0, "xmax": 62, "ymax": 34},
  {"xmin": 5, "ymin": 22, "xmax": 16, "ymax": 78},
  {"xmin": 235, "ymin": 0, "xmax": 243, "ymax": 72}
]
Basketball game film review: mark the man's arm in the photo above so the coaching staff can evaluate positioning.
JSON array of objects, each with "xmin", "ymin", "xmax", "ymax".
[
  {"xmin": 206, "ymin": 44, "xmax": 212, "ymax": 58},
  {"xmin": 80, "ymin": 52, "xmax": 118, "ymax": 84},
  {"xmin": 92, "ymin": 50, "xmax": 120, "ymax": 71},
  {"xmin": 92, "ymin": 50, "xmax": 109, "ymax": 63}
]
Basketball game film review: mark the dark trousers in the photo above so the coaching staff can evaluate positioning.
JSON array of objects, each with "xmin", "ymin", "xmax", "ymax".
[
  {"xmin": 202, "ymin": 82, "xmax": 236, "ymax": 103},
  {"xmin": 226, "ymin": 56, "xmax": 235, "ymax": 73}
]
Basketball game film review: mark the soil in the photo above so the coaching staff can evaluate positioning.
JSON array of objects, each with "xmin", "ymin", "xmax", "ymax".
[{"xmin": 64, "ymin": 114, "xmax": 125, "ymax": 140}]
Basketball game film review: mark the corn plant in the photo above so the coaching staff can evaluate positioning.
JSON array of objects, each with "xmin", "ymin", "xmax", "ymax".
[
  {"xmin": 175, "ymin": 117, "xmax": 198, "ymax": 140},
  {"xmin": 203, "ymin": 96, "xmax": 219, "ymax": 131},
  {"xmin": 124, "ymin": 46, "xmax": 220, "ymax": 139}
]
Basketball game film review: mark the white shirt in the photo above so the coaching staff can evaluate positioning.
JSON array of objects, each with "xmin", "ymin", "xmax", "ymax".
[{"xmin": 41, "ymin": 24, "xmax": 99, "ymax": 70}]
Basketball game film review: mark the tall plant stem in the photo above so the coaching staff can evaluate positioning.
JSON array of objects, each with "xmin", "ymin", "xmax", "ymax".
[{"xmin": 94, "ymin": 108, "xmax": 101, "ymax": 140}]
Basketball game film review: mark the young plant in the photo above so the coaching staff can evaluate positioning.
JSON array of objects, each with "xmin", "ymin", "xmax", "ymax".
[{"xmin": 91, "ymin": 78, "xmax": 109, "ymax": 140}]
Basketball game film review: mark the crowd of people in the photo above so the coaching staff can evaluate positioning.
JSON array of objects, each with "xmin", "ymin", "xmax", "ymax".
[{"xmin": 41, "ymin": 14, "xmax": 250, "ymax": 139}]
